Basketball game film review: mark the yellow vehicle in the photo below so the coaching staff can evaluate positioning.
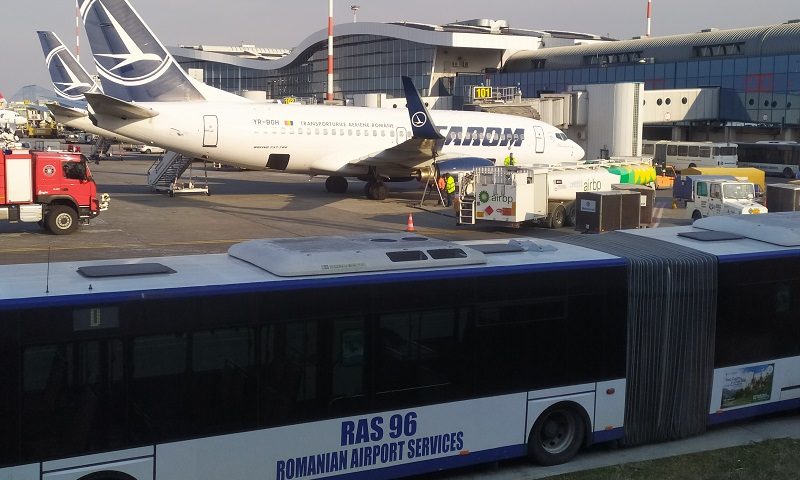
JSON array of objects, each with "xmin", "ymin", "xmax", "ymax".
[
  {"xmin": 655, "ymin": 165, "xmax": 676, "ymax": 190},
  {"xmin": 682, "ymin": 167, "xmax": 765, "ymax": 194}
]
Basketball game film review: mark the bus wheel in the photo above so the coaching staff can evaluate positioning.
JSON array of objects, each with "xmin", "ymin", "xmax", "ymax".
[
  {"xmin": 528, "ymin": 404, "xmax": 585, "ymax": 466},
  {"xmin": 549, "ymin": 204, "xmax": 566, "ymax": 229},
  {"xmin": 46, "ymin": 205, "xmax": 78, "ymax": 235},
  {"xmin": 784, "ymin": 167, "xmax": 794, "ymax": 179},
  {"xmin": 691, "ymin": 210, "xmax": 703, "ymax": 221},
  {"xmin": 688, "ymin": 162, "xmax": 697, "ymax": 168}
]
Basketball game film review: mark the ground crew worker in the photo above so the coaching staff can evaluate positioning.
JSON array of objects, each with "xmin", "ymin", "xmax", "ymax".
[
  {"xmin": 445, "ymin": 173, "xmax": 456, "ymax": 207},
  {"xmin": 504, "ymin": 152, "xmax": 516, "ymax": 166},
  {"xmin": 437, "ymin": 175, "xmax": 447, "ymax": 205}
]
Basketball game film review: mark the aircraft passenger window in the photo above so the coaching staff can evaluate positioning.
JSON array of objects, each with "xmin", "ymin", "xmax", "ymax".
[
  {"xmin": 289, "ymin": 129, "xmax": 294, "ymax": 135},
  {"xmin": 349, "ymin": 129, "xmax": 354, "ymax": 136},
  {"xmin": 478, "ymin": 132, "xmax": 485, "ymax": 140},
  {"xmin": 307, "ymin": 129, "xmax": 312, "ymax": 135},
  {"xmin": 381, "ymin": 130, "xmax": 386, "ymax": 137},
  {"xmin": 364, "ymin": 130, "xmax": 369, "ymax": 136},
  {"xmin": 315, "ymin": 128, "xmax": 320, "ymax": 135},
  {"xmin": 340, "ymin": 129, "xmax": 345, "ymax": 136},
  {"xmin": 390, "ymin": 131, "xmax": 394, "ymax": 137},
  {"xmin": 280, "ymin": 128, "xmax": 285, "ymax": 135},
  {"xmin": 332, "ymin": 129, "xmax": 337, "ymax": 135},
  {"xmin": 356, "ymin": 130, "xmax": 361, "ymax": 136},
  {"xmin": 373, "ymin": 130, "xmax": 378, "ymax": 136},
  {"xmin": 298, "ymin": 129, "xmax": 303, "ymax": 135},
  {"xmin": 500, "ymin": 134, "xmax": 506, "ymax": 141},
  {"xmin": 323, "ymin": 129, "xmax": 328, "ymax": 135}
]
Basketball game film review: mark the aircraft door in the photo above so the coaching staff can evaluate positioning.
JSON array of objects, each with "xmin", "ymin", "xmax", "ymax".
[
  {"xmin": 533, "ymin": 126, "xmax": 545, "ymax": 153},
  {"xmin": 396, "ymin": 127, "xmax": 408, "ymax": 144},
  {"xmin": 203, "ymin": 115, "xmax": 218, "ymax": 147}
]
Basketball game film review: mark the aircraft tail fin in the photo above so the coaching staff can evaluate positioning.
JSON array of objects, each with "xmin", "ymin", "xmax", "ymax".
[
  {"xmin": 79, "ymin": 0, "xmax": 245, "ymax": 103},
  {"xmin": 84, "ymin": 92, "xmax": 159, "ymax": 120},
  {"xmin": 37, "ymin": 31, "xmax": 100, "ymax": 105},
  {"xmin": 401, "ymin": 76, "xmax": 443, "ymax": 140}
]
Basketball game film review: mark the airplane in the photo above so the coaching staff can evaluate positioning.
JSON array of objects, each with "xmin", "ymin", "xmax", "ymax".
[
  {"xmin": 0, "ymin": 93, "xmax": 27, "ymax": 132},
  {"xmin": 37, "ymin": 30, "xmax": 142, "ymax": 148},
  {"xmin": 78, "ymin": 0, "xmax": 585, "ymax": 199}
]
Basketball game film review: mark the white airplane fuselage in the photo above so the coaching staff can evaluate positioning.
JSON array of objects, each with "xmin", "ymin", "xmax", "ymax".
[
  {"xmin": 95, "ymin": 102, "xmax": 583, "ymax": 177},
  {"xmin": 59, "ymin": 112, "xmax": 142, "ymax": 145}
]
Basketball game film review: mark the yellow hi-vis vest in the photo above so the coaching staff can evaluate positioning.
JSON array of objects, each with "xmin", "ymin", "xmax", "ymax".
[{"xmin": 445, "ymin": 176, "xmax": 456, "ymax": 194}]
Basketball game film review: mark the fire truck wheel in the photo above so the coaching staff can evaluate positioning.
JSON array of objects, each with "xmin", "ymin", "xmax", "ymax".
[{"xmin": 46, "ymin": 206, "xmax": 78, "ymax": 235}]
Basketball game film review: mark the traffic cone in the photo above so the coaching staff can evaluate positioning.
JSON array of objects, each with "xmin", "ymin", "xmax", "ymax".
[{"xmin": 405, "ymin": 213, "xmax": 416, "ymax": 232}]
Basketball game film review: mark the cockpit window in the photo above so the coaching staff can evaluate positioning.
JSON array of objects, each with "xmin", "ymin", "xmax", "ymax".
[{"xmin": 555, "ymin": 133, "xmax": 568, "ymax": 141}]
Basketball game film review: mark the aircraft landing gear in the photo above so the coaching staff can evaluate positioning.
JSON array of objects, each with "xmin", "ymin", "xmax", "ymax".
[
  {"xmin": 365, "ymin": 181, "xmax": 388, "ymax": 200},
  {"xmin": 363, "ymin": 166, "xmax": 388, "ymax": 200},
  {"xmin": 325, "ymin": 175, "xmax": 348, "ymax": 194}
]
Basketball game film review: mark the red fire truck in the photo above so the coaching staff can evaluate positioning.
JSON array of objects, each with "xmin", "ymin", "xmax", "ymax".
[{"xmin": 0, "ymin": 149, "xmax": 109, "ymax": 234}]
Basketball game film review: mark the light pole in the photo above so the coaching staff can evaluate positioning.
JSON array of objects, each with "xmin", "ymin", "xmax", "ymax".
[{"xmin": 351, "ymin": 5, "xmax": 360, "ymax": 23}]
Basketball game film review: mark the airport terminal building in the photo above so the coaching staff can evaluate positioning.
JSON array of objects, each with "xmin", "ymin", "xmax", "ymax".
[{"xmin": 169, "ymin": 17, "xmax": 800, "ymax": 142}]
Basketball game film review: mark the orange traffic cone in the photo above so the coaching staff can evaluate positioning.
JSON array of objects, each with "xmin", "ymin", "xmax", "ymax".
[{"xmin": 405, "ymin": 213, "xmax": 416, "ymax": 232}]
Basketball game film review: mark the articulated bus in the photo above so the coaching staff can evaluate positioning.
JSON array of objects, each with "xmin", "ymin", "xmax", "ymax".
[
  {"xmin": 642, "ymin": 140, "xmax": 738, "ymax": 171},
  {"xmin": 1, "ymin": 220, "xmax": 800, "ymax": 480},
  {"xmin": 736, "ymin": 141, "xmax": 800, "ymax": 179}
]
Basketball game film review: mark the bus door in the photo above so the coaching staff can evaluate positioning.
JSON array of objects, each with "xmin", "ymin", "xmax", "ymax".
[
  {"xmin": 534, "ymin": 126, "xmax": 545, "ymax": 153},
  {"xmin": 654, "ymin": 143, "xmax": 668, "ymax": 168},
  {"xmin": 203, "ymin": 115, "xmax": 218, "ymax": 147}
]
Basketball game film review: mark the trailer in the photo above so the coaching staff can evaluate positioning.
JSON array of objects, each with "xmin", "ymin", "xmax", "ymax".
[{"xmin": 457, "ymin": 160, "xmax": 655, "ymax": 228}]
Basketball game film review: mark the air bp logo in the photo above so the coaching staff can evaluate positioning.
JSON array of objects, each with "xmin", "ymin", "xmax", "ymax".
[
  {"xmin": 43, "ymin": 165, "xmax": 56, "ymax": 177},
  {"xmin": 83, "ymin": 0, "xmax": 171, "ymax": 86},
  {"xmin": 479, "ymin": 191, "xmax": 490, "ymax": 203}
]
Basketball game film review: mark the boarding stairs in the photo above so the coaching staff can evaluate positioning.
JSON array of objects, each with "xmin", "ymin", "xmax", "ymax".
[
  {"xmin": 458, "ymin": 195, "xmax": 476, "ymax": 224},
  {"xmin": 457, "ymin": 171, "xmax": 477, "ymax": 225},
  {"xmin": 146, "ymin": 151, "xmax": 209, "ymax": 196}
]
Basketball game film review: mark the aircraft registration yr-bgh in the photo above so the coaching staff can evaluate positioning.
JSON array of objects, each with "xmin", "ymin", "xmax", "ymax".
[
  {"xmin": 37, "ymin": 30, "xmax": 142, "ymax": 147},
  {"xmin": 77, "ymin": 0, "xmax": 584, "ymax": 199}
]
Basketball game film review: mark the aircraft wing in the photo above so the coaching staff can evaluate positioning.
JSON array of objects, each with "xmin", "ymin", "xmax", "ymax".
[
  {"xmin": 84, "ymin": 93, "xmax": 159, "ymax": 120},
  {"xmin": 354, "ymin": 137, "xmax": 443, "ymax": 170}
]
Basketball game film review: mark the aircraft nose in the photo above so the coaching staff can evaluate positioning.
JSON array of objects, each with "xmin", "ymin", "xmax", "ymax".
[{"xmin": 571, "ymin": 141, "xmax": 585, "ymax": 160}]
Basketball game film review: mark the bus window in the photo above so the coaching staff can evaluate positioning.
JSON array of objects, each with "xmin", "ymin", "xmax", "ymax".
[
  {"xmin": 191, "ymin": 327, "xmax": 257, "ymax": 433},
  {"xmin": 642, "ymin": 143, "xmax": 655, "ymax": 155},
  {"xmin": 678, "ymin": 145, "xmax": 689, "ymax": 156},
  {"xmin": 131, "ymin": 333, "xmax": 189, "ymax": 440},
  {"xmin": 374, "ymin": 308, "xmax": 465, "ymax": 407},
  {"xmin": 21, "ymin": 339, "xmax": 125, "ymax": 461},
  {"xmin": 667, "ymin": 145, "xmax": 678, "ymax": 156},
  {"xmin": 699, "ymin": 146, "xmax": 711, "ymax": 157},
  {"xmin": 262, "ymin": 320, "xmax": 320, "ymax": 424},
  {"xmin": 688, "ymin": 146, "xmax": 699, "ymax": 157}
]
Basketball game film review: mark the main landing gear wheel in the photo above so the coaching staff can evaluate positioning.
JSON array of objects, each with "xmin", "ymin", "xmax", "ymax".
[
  {"xmin": 325, "ymin": 176, "xmax": 348, "ymax": 194},
  {"xmin": 366, "ymin": 181, "xmax": 388, "ymax": 200},
  {"xmin": 528, "ymin": 404, "xmax": 585, "ymax": 466}
]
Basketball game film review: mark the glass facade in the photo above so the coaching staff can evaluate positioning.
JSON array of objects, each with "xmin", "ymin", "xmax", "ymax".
[
  {"xmin": 456, "ymin": 54, "xmax": 800, "ymax": 125},
  {"xmin": 178, "ymin": 35, "xmax": 435, "ymax": 101}
]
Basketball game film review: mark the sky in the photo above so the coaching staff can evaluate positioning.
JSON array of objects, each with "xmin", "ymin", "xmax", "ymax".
[{"xmin": 2, "ymin": 0, "xmax": 798, "ymax": 99}]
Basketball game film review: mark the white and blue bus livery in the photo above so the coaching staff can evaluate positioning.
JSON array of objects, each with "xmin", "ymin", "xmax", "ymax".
[{"xmin": 1, "ymin": 217, "xmax": 800, "ymax": 480}]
